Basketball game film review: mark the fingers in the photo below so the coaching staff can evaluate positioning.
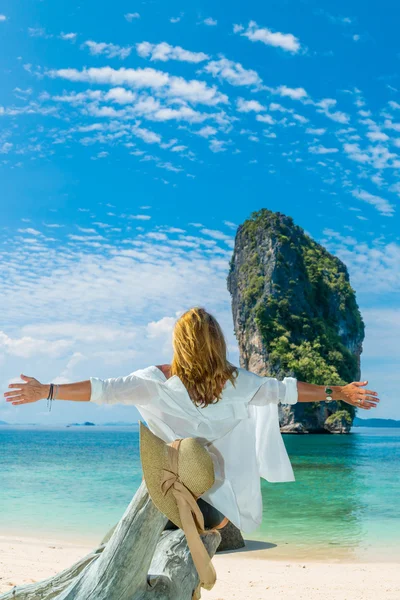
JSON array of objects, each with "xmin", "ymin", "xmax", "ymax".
[
  {"xmin": 7, "ymin": 383, "xmax": 25, "ymax": 389},
  {"xmin": 4, "ymin": 390, "xmax": 23, "ymax": 397},
  {"xmin": 5, "ymin": 395, "xmax": 23, "ymax": 402},
  {"xmin": 358, "ymin": 397, "xmax": 379, "ymax": 405},
  {"xmin": 358, "ymin": 398, "xmax": 379, "ymax": 409},
  {"xmin": 365, "ymin": 396, "xmax": 380, "ymax": 403},
  {"xmin": 352, "ymin": 380, "xmax": 368, "ymax": 387},
  {"xmin": 20, "ymin": 374, "xmax": 33, "ymax": 381},
  {"xmin": 359, "ymin": 392, "xmax": 379, "ymax": 402}
]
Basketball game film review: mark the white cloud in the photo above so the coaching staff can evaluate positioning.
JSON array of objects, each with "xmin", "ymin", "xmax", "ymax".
[
  {"xmin": 306, "ymin": 127, "xmax": 326, "ymax": 135},
  {"xmin": 269, "ymin": 102, "xmax": 292, "ymax": 113},
  {"xmin": 309, "ymin": 145, "xmax": 339, "ymax": 154},
  {"xmin": 104, "ymin": 87, "xmax": 137, "ymax": 104},
  {"xmin": 49, "ymin": 67, "xmax": 228, "ymax": 106},
  {"xmin": 316, "ymin": 98, "xmax": 350, "ymax": 124},
  {"xmin": 235, "ymin": 20, "xmax": 301, "ymax": 53},
  {"xmin": 236, "ymin": 98, "xmax": 265, "ymax": 112},
  {"xmin": 203, "ymin": 57, "xmax": 262, "ymax": 88},
  {"xmin": 200, "ymin": 228, "xmax": 234, "ymax": 245},
  {"xmin": 132, "ymin": 125, "xmax": 161, "ymax": 144},
  {"xmin": 0, "ymin": 142, "xmax": 13, "ymax": 154},
  {"xmin": 128, "ymin": 214, "xmax": 152, "ymax": 220},
  {"xmin": 195, "ymin": 126, "xmax": 217, "ymax": 137},
  {"xmin": 146, "ymin": 316, "xmax": 175, "ymax": 338},
  {"xmin": 320, "ymin": 12, "xmax": 353, "ymax": 25},
  {"xmin": 293, "ymin": 113, "xmax": 308, "ymax": 124},
  {"xmin": 60, "ymin": 32, "xmax": 77, "ymax": 42},
  {"xmin": 343, "ymin": 143, "xmax": 370, "ymax": 164},
  {"xmin": 83, "ymin": 41, "xmax": 132, "ymax": 59},
  {"xmin": 28, "ymin": 27, "xmax": 50, "ymax": 38},
  {"xmin": 274, "ymin": 85, "xmax": 307, "ymax": 100},
  {"xmin": 169, "ymin": 80, "xmax": 228, "ymax": 106},
  {"xmin": 170, "ymin": 16, "xmax": 182, "ymax": 23},
  {"xmin": 256, "ymin": 114, "xmax": 275, "ymax": 124},
  {"xmin": 209, "ymin": 139, "xmax": 227, "ymax": 153},
  {"xmin": 125, "ymin": 13, "xmax": 140, "ymax": 21},
  {"xmin": 0, "ymin": 14, "xmax": 7, "ymax": 21},
  {"xmin": 0, "ymin": 331, "xmax": 72, "ymax": 359},
  {"xmin": 149, "ymin": 106, "xmax": 208, "ymax": 123},
  {"xmin": 203, "ymin": 17, "xmax": 217, "ymax": 26},
  {"xmin": 17, "ymin": 228, "xmax": 41, "ymax": 235},
  {"xmin": 22, "ymin": 323, "xmax": 137, "ymax": 344},
  {"xmin": 366, "ymin": 131, "xmax": 389, "ymax": 142},
  {"xmin": 352, "ymin": 189, "xmax": 395, "ymax": 216},
  {"xmin": 137, "ymin": 41, "xmax": 209, "ymax": 63}
]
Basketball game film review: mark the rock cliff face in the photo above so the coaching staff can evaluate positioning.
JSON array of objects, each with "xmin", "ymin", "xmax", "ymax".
[{"xmin": 227, "ymin": 209, "xmax": 365, "ymax": 434}]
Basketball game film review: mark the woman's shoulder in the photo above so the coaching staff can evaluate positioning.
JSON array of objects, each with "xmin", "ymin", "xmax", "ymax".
[
  {"xmin": 128, "ymin": 365, "xmax": 169, "ymax": 382},
  {"xmin": 235, "ymin": 367, "xmax": 264, "ymax": 383},
  {"xmin": 223, "ymin": 367, "xmax": 265, "ymax": 400},
  {"xmin": 155, "ymin": 364, "xmax": 172, "ymax": 379}
]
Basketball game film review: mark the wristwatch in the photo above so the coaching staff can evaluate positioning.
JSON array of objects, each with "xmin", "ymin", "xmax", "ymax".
[{"xmin": 324, "ymin": 386, "xmax": 334, "ymax": 402}]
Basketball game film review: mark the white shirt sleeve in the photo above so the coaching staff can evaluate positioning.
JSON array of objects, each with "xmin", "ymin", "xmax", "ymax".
[
  {"xmin": 248, "ymin": 376, "xmax": 298, "ymax": 406},
  {"xmin": 89, "ymin": 373, "xmax": 159, "ymax": 406}
]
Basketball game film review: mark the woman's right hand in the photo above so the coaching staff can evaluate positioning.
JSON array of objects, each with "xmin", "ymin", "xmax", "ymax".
[
  {"xmin": 4, "ymin": 374, "xmax": 48, "ymax": 406},
  {"xmin": 335, "ymin": 380, "xmax": 380, "ymax": 410}
]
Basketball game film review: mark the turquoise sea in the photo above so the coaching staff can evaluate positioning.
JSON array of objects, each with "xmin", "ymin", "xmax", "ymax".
[{"xmin": 1, "ymin": 426, "xmax": 399, "ymax": 562}]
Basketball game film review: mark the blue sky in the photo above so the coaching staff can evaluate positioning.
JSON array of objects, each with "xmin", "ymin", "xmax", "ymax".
[{"xmin": 0, "ymin": 0, "xmax": 399, "ymax": 424}]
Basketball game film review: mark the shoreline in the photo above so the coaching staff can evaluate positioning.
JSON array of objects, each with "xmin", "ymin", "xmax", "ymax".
[
  {"xmin": 1, "ymin": 531, "xmax": 400, "ymax": 563},
  {"xmin": 1, "ymin": 534, "xmax": 399, "ymax": 600}
]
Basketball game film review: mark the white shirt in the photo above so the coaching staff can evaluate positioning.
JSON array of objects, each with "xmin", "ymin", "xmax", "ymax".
[{"xmin": 90, "ymin": 365, "xmax": 298, "ymax": 533}]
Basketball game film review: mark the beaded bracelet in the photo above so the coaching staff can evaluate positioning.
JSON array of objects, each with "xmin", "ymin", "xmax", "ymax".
[{"xmin": 47, "ymin": 383, "xmax": 54, "ymax": 412}]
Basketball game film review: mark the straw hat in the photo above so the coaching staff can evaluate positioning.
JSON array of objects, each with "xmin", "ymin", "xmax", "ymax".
[
  {"xmin": 139, "ymin": 421, "xmax": 218, "ymax": 598},
  {"xmin": 139, "ymin": 421, "xmax": 215, "ymax": 529}
]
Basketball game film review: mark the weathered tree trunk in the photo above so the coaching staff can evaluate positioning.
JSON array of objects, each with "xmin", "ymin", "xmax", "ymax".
[{"xmin": 0, "ymin": 482, "xmax": 221, "ymax": 600}]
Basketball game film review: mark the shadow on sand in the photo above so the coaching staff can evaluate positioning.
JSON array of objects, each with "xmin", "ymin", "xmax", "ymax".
[{"xmin": 218, "ymin": 539, "xmax": 277, "ymax": 554}]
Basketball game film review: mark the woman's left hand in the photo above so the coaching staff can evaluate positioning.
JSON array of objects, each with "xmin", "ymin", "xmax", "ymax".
[
  {"xmin": 3, "ymin": 374, "xmax": 47, "ymax": 406},
  {"xmin": 336, "ymin": 380, "xmax": 380, "ymax": 410}
]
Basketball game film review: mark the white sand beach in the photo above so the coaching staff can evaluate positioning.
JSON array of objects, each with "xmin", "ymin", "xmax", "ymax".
[{"xmin": 1, "ymin": 535, "xmax": 399, "ymax": 600}]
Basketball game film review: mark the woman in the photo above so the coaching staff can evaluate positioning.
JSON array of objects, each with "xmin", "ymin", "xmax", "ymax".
[{"xmin": 4, "ymin": 307, "xmax": 380, "ymax": 534}]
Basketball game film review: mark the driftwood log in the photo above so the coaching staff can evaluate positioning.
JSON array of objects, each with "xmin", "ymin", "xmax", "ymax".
[{"xmin": 0, "ymin": 482, "xmax": 221, "ymax": 600}]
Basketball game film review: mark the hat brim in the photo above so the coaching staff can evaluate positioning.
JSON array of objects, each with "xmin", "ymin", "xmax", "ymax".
[{"xmin": 139, "ymin": 421, "xmax": 184, "ymax": 529}]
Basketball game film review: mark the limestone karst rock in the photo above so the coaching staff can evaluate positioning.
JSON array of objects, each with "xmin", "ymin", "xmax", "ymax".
[{"xmin": 228, "ymin": 209, "xmax": 365, "ymax": 433}]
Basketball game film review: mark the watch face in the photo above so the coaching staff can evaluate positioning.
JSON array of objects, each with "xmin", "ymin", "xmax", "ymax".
[
  {"xmin": 326, "ymin": 396, "xmax": 333, "ymax": 402},
  {"xmin": 325, "ymin": 387, "xmax": 333, "ymax": 395}
]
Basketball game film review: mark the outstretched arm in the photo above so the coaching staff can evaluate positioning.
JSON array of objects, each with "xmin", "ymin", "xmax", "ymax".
[
  {"xmin": 4, "ymin": 375, "xmax": 91, "ymax": 405},
  {"xmin": 249, "ymin": 375, "xmax": 380, "ymax": 411},
  {"xmin": 297, "ymin": 380, "xmax": 380, "ymax": 410},
  {"xmin": 4, "ymin": 372, "xmax": 157, "ymax": 407}
]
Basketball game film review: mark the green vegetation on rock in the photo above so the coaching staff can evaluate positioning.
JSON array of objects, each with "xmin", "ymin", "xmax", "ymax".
[{"xmin": 228, "ymin": 208, "xmax": 365, "ymax": 432}]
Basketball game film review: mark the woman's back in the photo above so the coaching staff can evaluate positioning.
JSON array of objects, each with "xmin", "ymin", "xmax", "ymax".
[{"xmin": 89, "ymin": 362, "xmax": 298, "ymax": 533}]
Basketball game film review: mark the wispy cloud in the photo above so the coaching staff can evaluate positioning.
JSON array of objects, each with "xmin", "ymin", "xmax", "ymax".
[
  {"xmin": 203, "ymin": 58, "xmax": 262, "ymax": 88},
  {"xmin": 352, "ymin": 189, "xmax": 395, "ymax": 216},
  {"xmin": 124, "ymin": 13, "xmax": 140, "ymax": 21},
  {"xmin": 236, "ymin": 98, "xmax": 266, "ymax": 113},
  {"xmin": 49, "ymin": 67, "xmax": 228, "ymax": 106},
  {"xmin": 203, "ymin": 17, "xmax": 217, "ymax": 26},
  {"xmin": 234, "ymin": 20, "xmax": 302, "ymax": 53},
  {"xmin": 60, "ymin": 32, "xmax": 77, "ymax": 42},
  {"xmin": 137, "ymin": 41, "xmax": 209, "ymax": 63},
  {"xmin": 82, "ymin": 40, "xmax": 132, "ymax": 59}
]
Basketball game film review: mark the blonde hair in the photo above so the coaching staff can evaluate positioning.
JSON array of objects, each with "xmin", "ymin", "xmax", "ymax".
[{"xmin": 171, "ymin": 307, "xmax": 238, "ymax": 407}]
